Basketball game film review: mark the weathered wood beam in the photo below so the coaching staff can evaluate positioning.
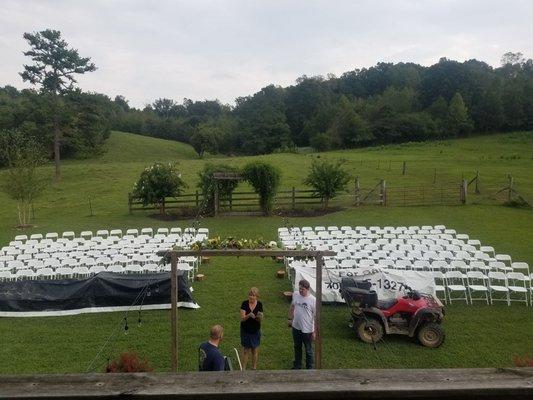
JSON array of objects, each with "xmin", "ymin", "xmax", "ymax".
[{"xmin": 1, "ymin": 368, "xmax": 531, "ymax": 399}]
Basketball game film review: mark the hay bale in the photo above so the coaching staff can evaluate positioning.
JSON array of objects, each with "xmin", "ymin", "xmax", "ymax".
[
  {"xmin": 283, "ymin": 291, "xmax": 293, "ymax": 301},
  {"xmin": 195, "ymin": 274, "xmax": 205, "ymax": 281},
  {"xmin": 201, "ymin": 256, "xmax": 210, "ymax": 264},
  {"xmin": 276, "ymin": 270, "xmax": 286, "ymax": 279}
]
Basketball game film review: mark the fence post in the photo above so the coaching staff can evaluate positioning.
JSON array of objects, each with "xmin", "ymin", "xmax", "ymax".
[
  {"xmin": 461, "ymin": 180, "xmax": 468, "ymax": 204},
  {"xmin": 292, "ymin": 187, "xmax": 296, "ymax": 210},
  {"xmin": 433, "ymin": 168, "xmax": 437, "ymax": 184},
  {"xmin": 380, "ymin": 180, "xmax": 387, "ymax": 206},
  {"xmin": 402, "ymin": 161, "xmax": 406, "ymax": 175},
  {"xmin": 195, "ymin": 190, "xmax": 199, "ymax": 208},
  {"xmin": 214, "ymin": 184, "xmax": 219, "ymax": 217},
  {"xmin": 475, "ymin": 171, "xmax": 480, "ymax": 194},
  {"xmin": 508, "ymin": 174, "xmax": 514, "ymax": 202},
  {"xmin": 229, "ymin": 191, "xmax": 233, "ymax": 212},
  {"xmin": 355, "ymin": 177, "xmax": 360, "ymax": 205},
  {"xmin": 128, "ymin": 193, "xmax": 132, "ymax": 214}
]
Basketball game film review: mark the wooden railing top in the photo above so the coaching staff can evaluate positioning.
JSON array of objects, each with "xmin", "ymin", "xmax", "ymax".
[
  {"xmin": 157, "ymin": 249, "xmax": 336, "ymax": 257},
  {"xmin": 1, "ymin": 368, "xmax": 531, "ymax": 399}
]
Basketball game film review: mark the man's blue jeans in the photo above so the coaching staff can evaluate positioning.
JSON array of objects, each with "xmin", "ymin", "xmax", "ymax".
[{"xmin": 292, "ymin": 327, "xmax": 314, "ymax": 369}]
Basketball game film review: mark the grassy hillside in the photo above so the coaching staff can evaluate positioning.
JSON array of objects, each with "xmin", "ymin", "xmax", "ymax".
[
  {"xmin": 0, "ymin": 131, "xmax": 532, "ymax": 373},
  {"xmin": 95, "ymin": 131, "xmax": 199, "ymax": 163}
]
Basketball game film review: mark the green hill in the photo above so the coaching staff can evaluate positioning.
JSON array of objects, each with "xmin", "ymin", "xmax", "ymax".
[{"xmin": 96, "ymin": 131, "xmax": 199, "ymax": 163}]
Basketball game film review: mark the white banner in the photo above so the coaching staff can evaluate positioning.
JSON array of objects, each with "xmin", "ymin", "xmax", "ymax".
[{"xmin": 291, "ymin": 265, "xmax": 435, "ymax": 303}]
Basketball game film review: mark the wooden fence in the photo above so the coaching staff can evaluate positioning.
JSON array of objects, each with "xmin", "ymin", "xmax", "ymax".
[
  {"xmin": 129, "ymin": 188, "xmax": 322, "ymax": 215},
  {"xmin": 129, "ymin": 174, "xmax": 529, "ymax": 214}
]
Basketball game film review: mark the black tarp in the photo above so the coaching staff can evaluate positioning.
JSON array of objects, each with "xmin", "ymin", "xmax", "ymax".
[{"xmin": 0, "ymin": 271, "xmax": 199, "ymax": 317}]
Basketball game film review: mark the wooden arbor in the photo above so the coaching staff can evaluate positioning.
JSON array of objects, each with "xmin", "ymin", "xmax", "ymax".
[
  {"xmin": 158, "ymin": 248, "xmax": 336, "ymax": 372},
  {"xmin": 212, "ymin": 172, "xmax": 243, "ymax": 216}
]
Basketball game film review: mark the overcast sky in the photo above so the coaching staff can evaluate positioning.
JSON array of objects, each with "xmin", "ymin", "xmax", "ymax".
[{"xmin": 1, "ymin": 0, "xmax": 532, "ymax": 108}]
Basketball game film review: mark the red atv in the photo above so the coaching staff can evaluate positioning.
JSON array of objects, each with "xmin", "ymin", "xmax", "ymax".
[{"xmin": 339, "ymin": 277, "xmax": 445, "ymax": 348}]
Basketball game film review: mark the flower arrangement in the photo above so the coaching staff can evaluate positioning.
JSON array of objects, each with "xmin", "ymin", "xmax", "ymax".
[{"xmin": 190, "ymin": 236, "xmax": 278, "ymax": 250}]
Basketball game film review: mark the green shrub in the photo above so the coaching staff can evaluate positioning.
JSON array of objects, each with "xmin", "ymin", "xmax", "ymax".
[
  {"xmin": 197, "ymin": 163, "xmax": 240, "ymax": 215},
  {"xmin": 242, "ymin": 161, "xmax": 281, "ymax": 215},
  {"xmin": 304, "ymin": 159, "xmax": 350, "ymax": 209},
  {"xmin": 132, "ymin": 163, "xmax": 187, "ymax": 215}
]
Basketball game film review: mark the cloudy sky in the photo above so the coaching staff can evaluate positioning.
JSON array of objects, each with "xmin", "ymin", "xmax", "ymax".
[{"xmin": 1, "ymin": 0, "xmax": 532, "ymax": 108}]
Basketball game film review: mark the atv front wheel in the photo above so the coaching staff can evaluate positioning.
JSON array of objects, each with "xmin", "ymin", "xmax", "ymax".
[
  {"xmin": 417, "ymin": 323, "xmax": 445, "ymax": 348},
  {"xmin": 354, "ymin": 318, "xmax": 383, "ymax": 344}
]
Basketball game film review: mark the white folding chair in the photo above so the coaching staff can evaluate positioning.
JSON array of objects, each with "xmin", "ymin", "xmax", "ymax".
[
  {"xmin": 506, "ymin": 272, "xmax": 529, "ymax": 305},
  {"xmin": 141, "ymin": 227, "xmax": 154, "ymax": 237},
  {"xmin": 62, "ymin": 231, "xmax": 75, "ymax": 240},
  {"xmin": 55, "ymin": 267, "xmax": 74, "ymax": 279},
  {"xmin": 511, "ymin": 262, "xmax": 529, "ymax": 275},
  {"xmin": 45, "ymin": 232, "xmax": 59, "ymax": 241},
  {"xmin": 489, "ymin": 261, "xmax": 513, "ymax": 273},
  {"xmin": 107, "ymin": 265, "xmax": 125, "ymax": 273},
  {"xmin": 432, "ymin": 271, "xmax": 448, "ymax": 304},
  {"xmin": 444, "ymin": 271, "xmax": 469, "ymax": 304},
  {"xmin": 35, "ymin": 267, "xmax": 55, "ymax": 280},
  {"xmin": 466, "ymin": 271, "xmax": 489, "ymax": 304},
  {"xmin": 487, "ymin": 271, "xmax": 510, "ymax": 306},
  {"xmin": 80, "ymin": 231, "xmax": 93, "ymax": 240},
  {"xmin": 72, "ymin": 266, "xmax": 90, "ymax": 278}
]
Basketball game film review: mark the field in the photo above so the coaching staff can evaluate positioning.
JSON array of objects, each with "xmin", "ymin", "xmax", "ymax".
[{"xmin": 0, "ymin": 131, "xmax": 532, "ymax": 373}]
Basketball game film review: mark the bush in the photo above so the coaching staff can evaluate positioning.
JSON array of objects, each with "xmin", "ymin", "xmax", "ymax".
[
  {"xmin": 106, "ymin": 351, "xmax": 153, "ymax": 373},
  {"xmin": 304, "ymin": 159, "xmax": 350, "ymax": 209},
  {"xmin": 242, "ymin": 161, "xmax": 281, "ymax": 215},
  {"xmin": 197, "ymin": 163, "xmax": 240, "ymax": 215},
  {"xmin": 132, "ymin": 163, "xmax": 187, "ymax": 215}
]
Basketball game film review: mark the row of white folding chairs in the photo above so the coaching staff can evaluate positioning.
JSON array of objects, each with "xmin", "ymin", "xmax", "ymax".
[
  {"xmin": 3, "ymin": 233, "xmax": 206, "ymax": 254},
  {"xmin": 287, "ymin": 242, "xmax": 490, "ymax": 259},
  {"xmin": 0, "ymin": 237, "xmax": 206, "ymax": 261},
  {"xmin": 281, "ymin": 235, "xmax": 485, "ymax": 249},
  {"xmin": 328, "ymin": 259, "xmax": 525, "ymax": 273},
  {"xmin": 284, "ymin": 244, "xmax": 513, "ymax": 268},
  {"xmin": 279, "ymin": 225, "xmax": 448, "ymax": 235},
  {"xmin": 0, "ymin": 262, "xmax": 195, "ymax": 282},
  {"xmin": 433, "ymin": 271, "xmax": 532, "ymax": 306},
  {"xmin": 12, "ymin": 227, "xmax": 209, "ymax": 243},
  {"xmin": 1, "ymin": 254, "xmax": 199, "ymax": 273},
  {"xmin": 280, "ymin": 236, "xmax": 482, "ymax": 251}
]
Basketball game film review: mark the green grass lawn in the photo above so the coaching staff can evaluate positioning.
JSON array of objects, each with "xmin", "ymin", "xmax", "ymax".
[{"xmin": 0, "ymin": 131, "xmax": 532, "ymax": 373}]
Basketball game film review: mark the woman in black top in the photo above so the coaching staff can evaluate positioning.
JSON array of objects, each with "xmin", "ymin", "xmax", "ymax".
[{"xmin": 240, "ymin": 287, "xmax": 263, "ymax": 370}]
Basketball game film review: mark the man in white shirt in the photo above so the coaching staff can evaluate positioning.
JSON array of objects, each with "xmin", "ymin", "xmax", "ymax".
[{"xmin": 288, "ymin": 279, "xmax": 316, "ymax": 369}]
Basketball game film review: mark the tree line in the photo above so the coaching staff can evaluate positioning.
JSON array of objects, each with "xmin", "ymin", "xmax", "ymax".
[{"xmin": 1, "ymin": 30, "xmax": 532, "ymax": 163}]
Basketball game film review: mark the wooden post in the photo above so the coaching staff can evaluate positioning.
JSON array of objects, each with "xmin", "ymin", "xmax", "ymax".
[
  {"xmin": 380, "ymin": 180, "xmax": 387, "ymax": 206},
  {"xmin": 128, "ymin": 193, "xmax": 132, "ymax": 214},
  {"xmin": 195, "ymin": 190, "xmax": 199, "ymax": 208},
  {"xmin": 170, "ymin": 252, "xmax": 178, "ymax": 373},
  {"xmin": 355, "ymin": 177, "xmax": 360, "ymax": 205},
  {"xmin": 315, "ymin": 253, "xmax": 323, "ymax": 369},
  {"xmin": 475, "ymin": 171, "xmax": 480, "ymax": 194},
  {"xmin": 433, "ymin": 168, "xmax": 437, "ymax": 184},
  {"xmin": 229, "ymin": 191, "xmax": 233, "ymax": 212},
  {"xmin": 461, "ymin": 180, "xmax": 468, "ymax": 204},
  {"xmin": 292, "ymin": 187, "xmax": 296, "ymax": 210},
  {"xmin": 508, "ymin": 174, "xmax": 514, "ymax": 202},
  {"xmin": 214, "ymin": 183, "xmax": 219, "ymax": 217},
  {"xmin": 402, "ymin": 161, "xmax": 406, "ymax": 175}
]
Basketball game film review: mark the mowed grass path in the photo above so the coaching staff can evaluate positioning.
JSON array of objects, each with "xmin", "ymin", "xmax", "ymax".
[{"xmin": 0, "ymin": 131, "xmax": 532, "ymax": 373}]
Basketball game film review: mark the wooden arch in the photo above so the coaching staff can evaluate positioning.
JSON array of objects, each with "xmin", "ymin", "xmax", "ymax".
[{"xmin": 158, "ymin": 248, "xmax": 336, "ymax": 372}]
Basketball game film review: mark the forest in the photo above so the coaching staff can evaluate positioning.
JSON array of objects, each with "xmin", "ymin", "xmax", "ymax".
[{"xmin": 1, "ymin": 52, "xmax": 532, "ymax": 162}]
